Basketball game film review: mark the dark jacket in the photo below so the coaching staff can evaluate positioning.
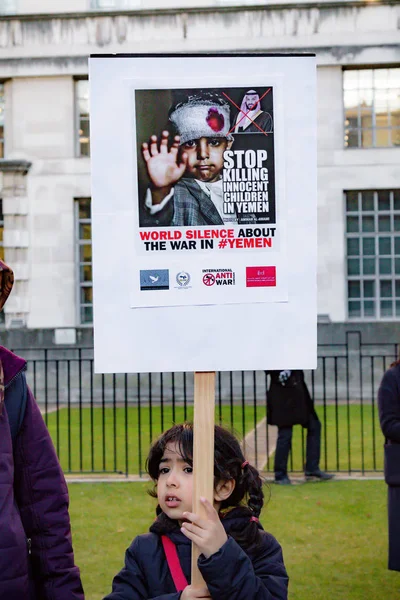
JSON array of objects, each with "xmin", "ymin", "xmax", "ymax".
[
  {"xmin": 378, "ymin": 364, "xmax": 400, "ymax": 571},
  {"xmin": 104, "ymin": 508, "xmax": 288, "ymax": 599},
  {"xmin": 378, "ymin": 364, "xmax": 400, "ymax": 444},
  {"xmin": 0, "ymin": 346, "xmax": 84, "ymax": 599},
  {"xmin": 267, "ymin": 370, "xmax": 313, "ymax": 428}
]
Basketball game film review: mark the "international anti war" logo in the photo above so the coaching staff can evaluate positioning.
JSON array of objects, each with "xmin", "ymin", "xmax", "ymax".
[{"xmin": 202, "ymin": 268, "xmax": 236, "ymax": 287}]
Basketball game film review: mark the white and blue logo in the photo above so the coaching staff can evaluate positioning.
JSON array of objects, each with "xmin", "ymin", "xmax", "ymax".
[
  {"xmin": 176, "ymin": 271, "xmax": 191, "ymax": 287},
  {"xmin": 140, "ymin": 269, "xmax": 169, "ymax": 291}
]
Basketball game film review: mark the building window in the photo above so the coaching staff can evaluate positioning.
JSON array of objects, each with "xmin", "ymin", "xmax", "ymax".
[
  {"xmin": 0, "ymin": 0, "xmax": 17, "ymax": 15},
  {"xmin": 346, "ymin": 189, "xmax": 400, "ymax": 319},
  {"xmin": 75, "ymin": 80, "xmax": 90, "ymax": 157},
  {"xmin": 344, "ymin": 68, "xmax": 400, "ymax": 149},
  {"xmin": 0, "ymin": 199, "xmax": 4, "ymax": 325},
  {"xmin": 75, "ymin": 198, "xmax": 93, "ymax": 325},
  {"xmin": 90, "ymin": 0, "xmax": 141, "ymax": 8},
  {"xmin": 0, "ymin": 83, "xmax": 4, "ymax": 158}
]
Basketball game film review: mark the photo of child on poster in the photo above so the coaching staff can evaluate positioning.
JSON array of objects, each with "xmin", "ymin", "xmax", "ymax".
[{"xmin": 136, "ymin": 87, "xmax": 275, "ymax": 228}]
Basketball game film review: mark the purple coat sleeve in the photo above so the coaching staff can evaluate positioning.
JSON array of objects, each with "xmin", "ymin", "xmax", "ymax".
[
  {"xmin": 378, "ymin": 368, "xmax": 400, "ymax": 443},
  {"xmin": 13, "ymin": 387, "xmax": 85, "ymax": 600}
]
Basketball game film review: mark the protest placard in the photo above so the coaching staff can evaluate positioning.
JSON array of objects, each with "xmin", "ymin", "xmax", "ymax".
[
  {"xmin": 89, "ymin": 54, "xmax": 317, "ymax": 375},
  {"xmin": 90, "ymin": 52, "xmax": 317, "ymax": 587}
]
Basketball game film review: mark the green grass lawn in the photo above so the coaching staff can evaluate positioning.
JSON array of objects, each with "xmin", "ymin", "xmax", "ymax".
[
  {"xmin": 286, "ymin": 404, "xmax": 383, "ymax": 474},
  {"xmin": 68, "ymin": 480, "xmax": 397, "ymax": 600},
  {"xmin": 46, "ymin": 404, "xmax": 264, "ymax": 475},
  {"xmin": 45, "ymin": 402, "xmax": 383, "ymax": 476}
]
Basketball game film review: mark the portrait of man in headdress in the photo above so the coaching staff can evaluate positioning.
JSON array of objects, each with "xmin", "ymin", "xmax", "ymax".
[{"xmin": 233, "ymin": 90, "xmax": 273, "ymax": 134}]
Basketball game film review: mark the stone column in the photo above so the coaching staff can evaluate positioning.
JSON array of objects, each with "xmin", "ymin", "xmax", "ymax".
[{"xmin": 0, "ymin": 159, "xmax": 32, "ymax": 328}]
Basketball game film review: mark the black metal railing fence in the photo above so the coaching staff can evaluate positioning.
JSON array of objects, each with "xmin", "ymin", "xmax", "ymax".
[{"xmin": 13, "ymin": 331, "xmax": 397, "ymax": 477}]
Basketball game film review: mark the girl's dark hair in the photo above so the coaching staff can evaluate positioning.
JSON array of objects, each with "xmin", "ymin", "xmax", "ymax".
[{"xmin": 146, "ymin": 422, "xmax": 265, "ymax": 550}]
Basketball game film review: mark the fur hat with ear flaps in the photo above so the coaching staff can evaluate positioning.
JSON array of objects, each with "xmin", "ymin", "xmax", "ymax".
[{"xmin": 0, "ymin": 259, "xmax": 14, "ymax": 311}]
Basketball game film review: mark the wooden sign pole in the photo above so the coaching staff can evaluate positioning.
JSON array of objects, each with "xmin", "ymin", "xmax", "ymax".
[{"xmin": 191, "ymin": 371, "xmax": 216, "ymax": 587}]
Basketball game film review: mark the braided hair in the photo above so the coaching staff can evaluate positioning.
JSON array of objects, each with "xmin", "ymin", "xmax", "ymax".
[{"xmin": 146, "ymin": 422, "xmax": 266, "ymax": 550}]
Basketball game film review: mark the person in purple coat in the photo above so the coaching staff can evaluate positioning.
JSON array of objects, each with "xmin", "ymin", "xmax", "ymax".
[{"xmin": 0, "ymin": 259, "xmax": 84, "ymax": 599}]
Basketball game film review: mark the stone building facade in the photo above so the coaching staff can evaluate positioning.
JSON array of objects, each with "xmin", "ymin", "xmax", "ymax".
[{"xmin": 0, "ymin": 0, "xmax": 399, "ymax": 347}]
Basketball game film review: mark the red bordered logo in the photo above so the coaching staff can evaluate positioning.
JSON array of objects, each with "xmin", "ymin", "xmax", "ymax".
[
  {"xmin": 203, "ymin": 273, "xmax": 216, "ymax": 286},
  {"xmin": 246, "ymin": 266, "xmax": 276, "ymax": 287}
]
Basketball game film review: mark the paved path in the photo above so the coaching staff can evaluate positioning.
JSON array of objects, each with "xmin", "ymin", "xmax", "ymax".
[
  {"xmin": 241, "ymin": 417, "xmax": 278, "ymax": 471},
  {"xmin": 40, "ymin": 404, "xmax": 66, "ymax": 415}
]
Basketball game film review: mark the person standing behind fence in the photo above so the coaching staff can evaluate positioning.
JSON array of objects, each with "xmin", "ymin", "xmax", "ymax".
[
  {"xmin": 378, "ymin": 360, "xmax": 400, "ymax": 572},
  {"xmin": 0, "ymin": 260, "xmax": 84, "ymax": 599},
  {"xmin": 267, "ymin": 370, "xmax": 334, "ymax": 484}
]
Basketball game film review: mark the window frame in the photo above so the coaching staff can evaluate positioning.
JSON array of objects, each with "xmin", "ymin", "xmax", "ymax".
[
  {"xmin": 343, "ymin": 66, "xmax": 400, "ymax": 150},
  {"xmin": 345, "ymin": 189, "xmax": 400, "ymax": 321},
  {"xmin": 0, "ymin": 0, "xmax": 17, "ymax": 15},
  {"xmin": 90, "ymin": 0, "xmax": 141, "ymax": 8},
  {"xmin": 0, "ymin": 81, "xmax": 5, "ymax": 159},
  {"xmin": 74, "ymin": 78, "xmax": 90, "ymax": 158},
  {"xmin": 74, "ymin": 198, "xmax": 93, "ymax": 326}
]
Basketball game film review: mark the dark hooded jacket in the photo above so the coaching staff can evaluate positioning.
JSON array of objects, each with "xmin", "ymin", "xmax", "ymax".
[
  {"xmin": 104, "ymin": 508, "xmax": 288, "ymax": 599},
  {"xmin": 378, "ymin": 363, "xmax": 400, "ymax": 571},
  {"xmin": 0, "ymin": 260, "xmax": 84, "ymax": 599}
]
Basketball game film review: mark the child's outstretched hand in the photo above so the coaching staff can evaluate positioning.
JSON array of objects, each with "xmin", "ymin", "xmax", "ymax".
[
  {"xmin": 142, "ymin": 131, "xmax": 187, "ymax": 192},
  {"xmin": 181, "ymin": 584, "xmax": 211, "ymax": 599},
  {"xmin": 181, "ymin": 497, "xmax": 228, "ymax": 559}
]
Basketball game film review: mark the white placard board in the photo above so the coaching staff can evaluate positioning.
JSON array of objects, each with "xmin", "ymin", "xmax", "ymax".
[{"xmin": 89, "ymin": 54, "xmax": 317, "ymax": 374}]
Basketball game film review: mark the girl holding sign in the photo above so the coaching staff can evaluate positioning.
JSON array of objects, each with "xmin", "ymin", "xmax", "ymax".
[{"xmin": 104, "ymin": 423, "xmax": 288, "ymax": 599}]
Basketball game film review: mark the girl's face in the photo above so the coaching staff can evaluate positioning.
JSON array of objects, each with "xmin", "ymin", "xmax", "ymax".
[{"xmin": 157, "ymin": 441, "xmax": 193, "ymax": 521}]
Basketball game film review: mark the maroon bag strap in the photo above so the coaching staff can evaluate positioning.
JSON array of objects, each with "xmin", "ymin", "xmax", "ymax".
[{"xmin": 161, "ymin": 535, "xmax": 188, "ymax": 592}]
